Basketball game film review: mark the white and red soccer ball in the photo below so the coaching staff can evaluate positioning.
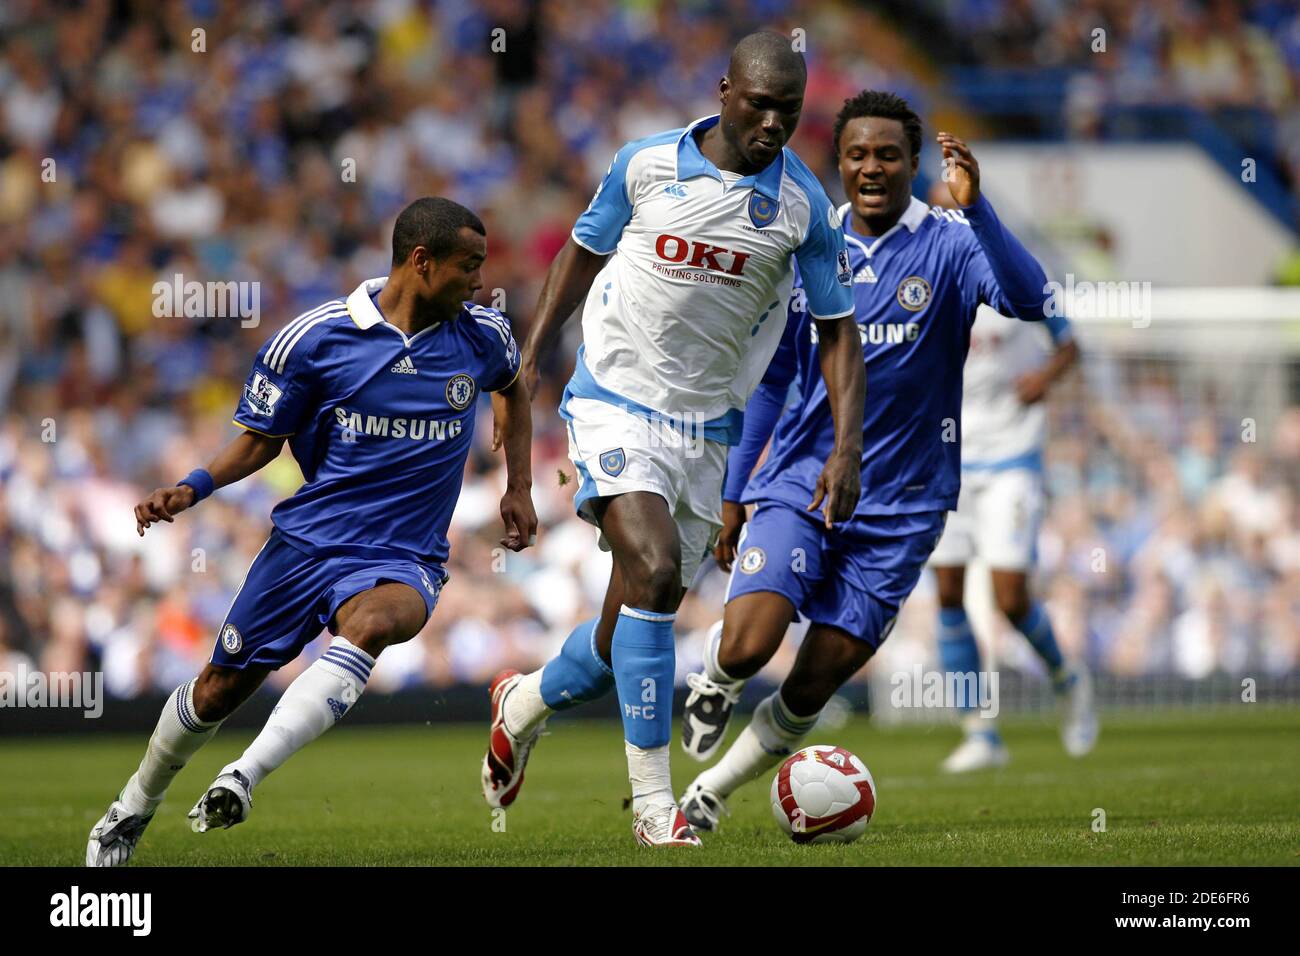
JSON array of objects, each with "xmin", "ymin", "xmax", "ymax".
[{"xmin": 770, "ymin": 745, "xmax": 876, "ymax": 844}]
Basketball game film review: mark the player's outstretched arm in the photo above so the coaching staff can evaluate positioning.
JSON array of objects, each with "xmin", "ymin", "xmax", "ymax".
[
  {"xmin": 807, "ymin": 316, "xmax": 865, "ymax": 528},
  {"xmin": 520, "ymin": 237, "xmax": 607, "ymax": 396},
  {"xmin": 493, "ymin": 372, "xmax": 538, "ymax": 552},
  {"xmin": 134, "ymin": 430, "xmax": 286, "ymax": 536}
]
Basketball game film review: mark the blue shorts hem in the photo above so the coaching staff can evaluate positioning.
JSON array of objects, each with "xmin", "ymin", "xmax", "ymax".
[{"xmin": 212, "ymin": 533, "xmax": 444, "ymax": 671}]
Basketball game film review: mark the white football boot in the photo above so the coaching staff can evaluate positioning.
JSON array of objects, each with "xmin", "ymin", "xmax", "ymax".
[
  {"xmin": 188, "ymin": 769, "xmax": 253, "ymax": 832},
  {"xmin": 481, "ymin": 669, "xmax": 543, "ymax": 809},
  {"xmin": 679, "ymin": 779, "xmax": 729, "ymax": 834},
  {"xmin": 941, "ymin": 730, "xmax": 1010, "ymax": 774},
  {"xmin": 632, "ymin": 803, "xmax": 702, "ymax": 847},
  {"xmin": 1058, "ymin": 661, "xmax": 1099, "ymax": 757},
  {"xmin": 86, "ymin": 798, "xmax": 153, "ymax": 867}
]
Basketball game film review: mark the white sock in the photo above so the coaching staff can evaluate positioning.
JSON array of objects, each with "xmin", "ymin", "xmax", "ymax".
[
  {"xmin": 626, "ymin": 741, "xmax": 674, "ymax": 814},
  {"xmin": 502, "ymin": 669, "xmax": 550, "ymax": 738},
  {"xmin": 228, "ymin": 637, "xmax": 374, "ymax": 790},
  {"xmin": 702, "ymin": 620, "xmax": 744, "ymax": 688},
  {"xmin": 698, "ymin": 691, "xmax": 819, "ymax": 798},
  {"xmin": 119, "ymin": 679, "xmax": 222, "ymax": 816}
]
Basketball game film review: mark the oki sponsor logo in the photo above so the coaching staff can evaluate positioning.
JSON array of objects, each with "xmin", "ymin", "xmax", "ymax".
[{"xmin": 653, "ymin": 234, "xmax": 751, "ymax": 276}]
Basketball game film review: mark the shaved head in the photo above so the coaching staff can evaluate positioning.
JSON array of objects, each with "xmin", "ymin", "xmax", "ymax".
[
  {"xmin": 728, "ymin": 30, "xmax": 806, "ymax": 86},
  {"xmin": 705, "ymin": 30, "xmax": 807, "ymax": 175}
]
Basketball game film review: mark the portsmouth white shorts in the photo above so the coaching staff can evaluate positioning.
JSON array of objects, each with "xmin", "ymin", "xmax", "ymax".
[
  {"xmin": 929, "ymin": 467, "xmax": 1044, "ymax": 571},
  {"xmin": 562, "ymin": 395, "xmax": 728, "ymax": 587}
]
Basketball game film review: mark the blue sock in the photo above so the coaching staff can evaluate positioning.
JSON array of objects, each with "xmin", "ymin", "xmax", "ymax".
[
  {"xmin": 540, "ymin": 618, "xmax": 614, "ymax": 711},
  {"xmin": 1012, "ymin": 602, "xmax": 1066, "ymax": 682},
  {"xmin": 611, "ymin": 605, "xmax": 676, "ymax": 748},
  {"xmin": 937, "ymin": 607, "xmax": 981, "ymax": 713}
]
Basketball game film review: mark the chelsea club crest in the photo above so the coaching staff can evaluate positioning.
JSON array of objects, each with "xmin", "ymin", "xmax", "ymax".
[
  {"xmin": 739, "ymin": 546, "xmax": 767, "ymax": 574},
  {"xmin": 446, "ymin": 373, "xmax": 476, "ymax": 410},
  {"xmin": 748, "ymin": 193, "xmax": 778, "ymax": 228},
  {"xmin": 599, "ymin": 448, "xmax": 626, "ymax": 477},
  {"xmin": 897, "ymin": 275, "xmax": 932, "ymax": 312},
  {"xmin": 221, "ymin": 624, "xmax": 242, "ymax": 654}
]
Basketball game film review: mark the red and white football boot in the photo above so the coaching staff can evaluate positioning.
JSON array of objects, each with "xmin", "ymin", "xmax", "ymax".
[
  {"xmin": 632, "ymin": 804, "xmax": 702, "ymax": 847},
  {"xmin": 481, "ymin": 669, "xmax": 542, "ymax": 809}
]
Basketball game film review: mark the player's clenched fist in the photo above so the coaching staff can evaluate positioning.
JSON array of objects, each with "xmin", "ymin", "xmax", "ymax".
[
  {"xmin": 499, "ymin": 486, "xmax": 538, "ymax": 552},
  {"xmin": 134, "ymin": 485, "xmax": 198, "ymax": 536}
]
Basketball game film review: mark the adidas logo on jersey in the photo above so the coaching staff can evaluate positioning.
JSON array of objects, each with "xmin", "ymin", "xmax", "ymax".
[
  {"xmin": 390, "ymin": 355, "xmax": 418, "ymax": 374},
  {"xmin": 854, "ymin": 265, "xmax": 878, "ymax": 284}
]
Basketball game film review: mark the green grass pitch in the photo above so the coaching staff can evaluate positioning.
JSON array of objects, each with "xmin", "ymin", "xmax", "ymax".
[{"xmin": 3, "ymin": 707, "xmax": 1296, "ymax": 866}]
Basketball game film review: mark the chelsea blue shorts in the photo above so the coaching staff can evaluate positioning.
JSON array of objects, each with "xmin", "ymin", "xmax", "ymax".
[
  {"xmin": 726, "ymin": 500, "xmax": 946, "ymax": 648},
  {"xmin": 211, "ymin": 529, "xmax": 446, "ymax": 670}
]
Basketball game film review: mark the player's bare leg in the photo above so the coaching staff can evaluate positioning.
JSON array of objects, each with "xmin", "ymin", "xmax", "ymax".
[
  {"xmin": 991, "ymin": 568, "xmax": 1097, "ymax": 757},
  {"xmin": 681, "ymin": 591, "xmax": 794, "ymax": 762},
  {"xmin": 683, "ymin": 624, "xmax": 871, "ymax": 831},
  {"xmin": 86, "ymin": 663, "xmax": 268, "ymax": 866},
  {"xmin": 192, "ymin": 664, "xmax": 274, "ymax": 721},
  {"xmin": 189, "ymin": 582, "xmax": 427, "ymax": 833},
  {"xmin": 778, "ymin": 625, "xmax": 875, "ymax": 716}
]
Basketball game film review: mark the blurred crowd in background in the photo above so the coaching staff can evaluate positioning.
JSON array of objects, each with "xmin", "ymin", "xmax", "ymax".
[
  {"xmin": 945, "ymin": 0, "xmax": 1297, "ymax": 110},
  {"xmin": 0, "ymin": 0, "xmax": 1296, "ymax": 699},
  {"xmin": 937, "ymin": 0, "xmax": 1300, "ymax": 200}
]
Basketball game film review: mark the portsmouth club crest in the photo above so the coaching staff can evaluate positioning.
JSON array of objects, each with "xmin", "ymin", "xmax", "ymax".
[
  {"xmin": 445, "ymin": 373, "xmax": 476, "ymax": 410},
  {"xmin": 599, "ymin": 447, "xmax": 626, "ymax": 478},
  {"xmin": 748, "ymin": 193, "xmax": 779, "ymax": 228},
  {"xmin": 897, "ymin": 275, "xmax": 932, "ymax": 312}
]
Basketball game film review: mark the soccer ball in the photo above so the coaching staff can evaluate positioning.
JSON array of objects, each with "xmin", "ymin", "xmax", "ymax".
[{"xmin": 770, "ymin": 745, "xmax": 876, "ymax": 844}]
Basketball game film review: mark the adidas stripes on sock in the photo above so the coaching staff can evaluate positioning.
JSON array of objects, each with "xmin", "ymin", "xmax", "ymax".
[
  {"xmin": 230, "ymin": 637, "xmax": 374, "ymax": 790},
  {"xmin": 119, "ymin": 679, "xmax": 222, "ymax": 817}
]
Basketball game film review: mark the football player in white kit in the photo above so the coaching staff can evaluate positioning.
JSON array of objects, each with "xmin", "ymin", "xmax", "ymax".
[
  {"xmin": 480, "ymin": 32, "xmax": 864, "ymax": 846},
  {"xmin": 928, "ymin": 291, "xmax": 1098, "ymax": 771}
]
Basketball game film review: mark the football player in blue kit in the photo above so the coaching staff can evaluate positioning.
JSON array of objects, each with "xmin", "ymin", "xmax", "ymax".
[
  {"xmin": 86, "ymin": 197, "xmax": 536, "ymax": 866},
  {"xmin": 677, "ymin": 91, "xmax": 1055, "ymax": 831}
]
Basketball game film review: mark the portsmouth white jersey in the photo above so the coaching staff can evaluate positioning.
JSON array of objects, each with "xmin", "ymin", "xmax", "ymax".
[
  {"xmin": 568, "ymin": 114, "xmax": 853, "ymax": 440},
  {"xmin": 961, "ymin": 305, "xmax": 1072, "ymax": 469}
]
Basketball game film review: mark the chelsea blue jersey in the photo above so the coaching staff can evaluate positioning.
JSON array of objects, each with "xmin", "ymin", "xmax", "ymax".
[
  {"xmin": 735, "ymin": 194, "xmax": 1051, "ymax": 518},
  {"xmin": 232, "ymin": 276, "xmax": 521, "ymax": 566}
]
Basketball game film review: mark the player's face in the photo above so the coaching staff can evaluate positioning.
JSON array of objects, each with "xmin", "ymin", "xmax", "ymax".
[
  {"xmin": 837, "ymin": 117, "xmax": 918, "ymax": 226},
  {"xmin": 719, "ymin": 70, "xmax": 804, "ymax": 169},
  {"xmin": 425, "ymin": 228, "xmax": 486, "ymax": 309}
]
